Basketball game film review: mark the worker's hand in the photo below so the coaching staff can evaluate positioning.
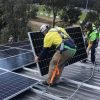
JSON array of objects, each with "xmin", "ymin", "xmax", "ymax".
[{"xmin": 34, "ymin": 56, "xmax": 39, "ymax": 63}]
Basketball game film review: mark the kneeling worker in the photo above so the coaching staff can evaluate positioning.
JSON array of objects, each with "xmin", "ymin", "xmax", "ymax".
[{"xmin": 34, "ymin": 24, "xmax": 76, "ymax": 86}]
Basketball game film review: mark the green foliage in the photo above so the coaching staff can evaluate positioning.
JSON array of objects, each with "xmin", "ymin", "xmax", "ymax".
[
  {"xmin": 84, "ymin": 11, "xmax": 99, "ymax": 23},
  {"xmin": 60, "ymin": 7, "xmax": 82, "ymax": 25},
  {"xmin": 41, "ymin": 0, "xmax": 68, "ymax": 27},
  {"xmin": 0, "ymin": 0, "xmax": 38, "ymax": 43},
  {"xmin": 44, "ymin": 5, "xmax": 52, "ymax": 16},
  {"xmin": 93, "ymin": 0, "xmax": 100, "ymax": 13},
  {"xmin": 0, "ymin": 7, "xmax": 6, "ymax": 32},
  {"xmin": 28, "ymin": 4, "xmax": 38, "ymax": 19}
]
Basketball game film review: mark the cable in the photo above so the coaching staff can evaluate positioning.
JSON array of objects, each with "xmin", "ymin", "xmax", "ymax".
[
  {"xmin": 66, "ymin": 63, "xmax": 96, "ymax": 100},
  {"xmin": 37, "ymin": 83, "xmax": 51, "ymax": 99}
]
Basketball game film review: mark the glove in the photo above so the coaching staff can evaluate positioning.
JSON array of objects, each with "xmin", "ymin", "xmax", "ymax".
[{"xmin": 34, "ymin": 56, "xmax": 39, "ymax": 63}]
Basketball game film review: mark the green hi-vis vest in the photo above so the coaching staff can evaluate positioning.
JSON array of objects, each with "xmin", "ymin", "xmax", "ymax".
[
  {"xmin": 86, "ymin": 30, "xmax": 97, "ymax": 42},
  {"xmin": 92, "ymin": 24, "xmax": 100, "ymax": 39}
]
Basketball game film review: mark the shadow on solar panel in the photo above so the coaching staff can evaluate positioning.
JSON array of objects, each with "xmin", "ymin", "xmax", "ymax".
[{"xmin": 28, "ymin": 26, "xmax": 87, "ymax": 76}]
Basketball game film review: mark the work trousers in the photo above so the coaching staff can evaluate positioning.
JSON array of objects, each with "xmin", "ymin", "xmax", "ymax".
[
  {"xmin": 91, "ymin": 43, "xmax": 96, "ymax": 64},
  {"xmin": 85, "ymin": 41, "xmax": 96, "ymax": 64},
  {"xmin": 47, "ymin": 49, "xmax": 76, "ymax": 84}
]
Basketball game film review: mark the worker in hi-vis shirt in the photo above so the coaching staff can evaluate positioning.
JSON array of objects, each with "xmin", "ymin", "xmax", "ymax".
[
  {"xmin": 34, "ymin": 24, "xmax": 76, "ymax": 86},
  {"xmin": 84, "ymin": 22, "xmax": 98, "ymax": 65}
]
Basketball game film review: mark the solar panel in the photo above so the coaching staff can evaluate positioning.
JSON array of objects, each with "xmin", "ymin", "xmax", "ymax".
[
  {"xmin": 65, "ymin": 27, "xmax": 87, "ymax": 65},
  {"xmin": 28, "ymin": 26, "xmax": 87, "ymax": 76},
  {"xmin": 0, "ymin": 46, "xmax": 10, "ymax": 50},
  {"xmin": 0, "ymin": 52, "xmax": 34, "ymax": 71},
  {"xmin": 0, "ymin": 72, "xmax": 38, "ymax": 100},
  {"xmin": 0, "ymin": 48, "xmax": 30, "ymax": 59},
  {"xmin": 19, "ymin": 45, "xmax": 32, "ymax": 50},
  {"xmin": 28, "ymin": 32, "xmax": 55, "ymax": 75},
  {"xmin": 5, "ymin": 40, "xmax": 30, "ymax": 47}
]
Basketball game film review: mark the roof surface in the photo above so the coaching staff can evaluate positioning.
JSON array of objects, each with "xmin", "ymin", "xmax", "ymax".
[{"xmin": 0, "ymin": 40, "xmax": 100, "ymax": 100}]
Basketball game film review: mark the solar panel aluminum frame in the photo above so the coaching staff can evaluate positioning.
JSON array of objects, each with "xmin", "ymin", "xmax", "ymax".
[
  {"xmin": 28, "ymin": 32, "xmax": 41, "ymax": 76},
  {"xmin": 1, "ymin": 72, "xmax": 38, "ymax": 100}
]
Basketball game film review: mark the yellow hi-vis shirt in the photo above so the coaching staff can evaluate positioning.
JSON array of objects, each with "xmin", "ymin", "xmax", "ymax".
[{"xmin": 44, "ymin": 27, "xmax": 69, "ymax": 48}]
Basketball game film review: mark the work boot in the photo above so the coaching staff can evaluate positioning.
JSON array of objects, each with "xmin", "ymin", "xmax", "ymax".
[
  {"xmin": 42, "ymin": 81, "xmax": 57, "ymax": 87},
  {"xmin": 81, "ymin": 59, "xmax": 88, "ymax": 63},
  {"xmin": 42, "ymin": 81, "xmax": 49, "ymax": 86},
  {"xmin": 92, "ymin": 61, "xmax": 96, "ymax": 66}
]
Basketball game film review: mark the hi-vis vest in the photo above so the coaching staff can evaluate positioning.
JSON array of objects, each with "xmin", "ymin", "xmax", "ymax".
[
  {"xmin": 44, "ymin": 27, "xmax": 70, "ymax": 48},
  {"xmin": 49, "ymin": 27, "xmax": 70, "ymax": 39}
]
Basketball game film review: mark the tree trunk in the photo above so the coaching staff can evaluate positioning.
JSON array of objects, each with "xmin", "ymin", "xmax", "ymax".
[
  {"xmin": 52, "ymin": 12, "xmax": 56, "ymax": 27},
  {"xmin": 52, "ymin": 0, "xmax": 56, "ymax": 27}
]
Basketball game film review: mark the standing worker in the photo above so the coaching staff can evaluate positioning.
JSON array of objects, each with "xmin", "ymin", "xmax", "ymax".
[
  {"xmin": 84, "ymin": 22, "xmax": 98, "ymax": 65},
  {"xmin": 34, "ymin": 24, "xmax": 76, "ymax": 86}
]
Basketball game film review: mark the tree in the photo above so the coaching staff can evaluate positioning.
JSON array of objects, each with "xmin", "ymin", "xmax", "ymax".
[
  {"xmin": 84, "ymin": 11, "xmax": 98, "ymax": 23},
  {"xmin": 60, "ymin": 7, "xmax": 82, "ymax": 25},
  {"xmin": 40, "ymin": 0, "xmax": 68, "ymax": 27},
  {"xmin": 0, "ymin": 0, "xmax": 38, "ymax": 43},
  {"xmin": 0, "ymin": 7, "xmax": 6, "ymax": 32},
  {"xmin": 27, "ymin": 4, "xmax": 38, "ymax": 19},
  {"xmin": 43, "ymin": 5, "xmax": 52, "ymax": 19}
]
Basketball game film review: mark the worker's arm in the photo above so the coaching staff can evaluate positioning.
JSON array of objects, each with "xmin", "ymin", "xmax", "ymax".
[
  {"xmin": 39, "ymin": 47, "xmax": 50, "ymax": 60},
  {"xmin": 34, "ymin": 47, "xmax": 50, "ymax": 63},
  {"xmin": 86, "ymin": 41, "xmax": 93, "ymax": 55},
  {"xmin": 34, "ymin": 35, "xmax": 52, "ymax": 63}
]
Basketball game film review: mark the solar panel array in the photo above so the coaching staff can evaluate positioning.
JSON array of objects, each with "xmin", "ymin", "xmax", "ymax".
[
  {"xmin": 0, "ymin": 48, "xmax": 29, "ymax": 59},
  {"xmin": 0, "ymin": 72, "xmax": 38, "ymax": 100},
  {"xmin": 0, "ymin": 41, "xmax": 38, "ymax": 100},
  {"xmin": 0, "ymin": 46, "xmax": 10, "ymax": 50},
  {"xmin": 0, "ymin": 40, "xmax": 34, "ymax": 71},
  {"xmin": 28, "ymin": 26, "xmax": 87, "ymax": 76},
  {"xmin": 0, "ymin": 52, "xmax": 34, "ymax": 71}
]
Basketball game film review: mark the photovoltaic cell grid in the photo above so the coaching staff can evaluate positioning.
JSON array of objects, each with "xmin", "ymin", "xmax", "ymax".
[
  {"xmin": 0, "ymin": 72, "xmax": 37, "ymax": 100},
  {"xmin": 28, "ymin": 32, "xmax": 55, "ymax": 75},
  {"xmin": 0, "ymin": 52, "xmax": 34, "ymax": 71},
  {"xmin": 0, "ymin": 48, "xmax": 30, "ymax": 59},
  {"xmin": 0, "ymin": 41, "xmax": 34, "ymax": 71},
  {"xmin": 0, "ymin": 72, "xmax": 38, "ymax": 100},
  {"xmin": 65, "ymin": 27, "xmax": 87, "ymax": 65},
  {"xmin": 3, "ymin": 40, "xmax": 31, "ymax": 51},
  {"xmin": 19, "ymin": 45, "xmax": 32, "ymax": 50},
  {"xmin": 28, "ymin": 27, "xmax": 87, "ymax": 76},
  {"xmin": 0, "ymin": 46, "xmax": 10, "ymax": 50}
]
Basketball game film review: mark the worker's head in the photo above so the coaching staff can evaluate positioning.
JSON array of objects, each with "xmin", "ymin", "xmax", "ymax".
[
  {"xmin": 84, "ymin": 22, "xmax": 92, "ymax": 31},
  {"xmin": 40, "ymin": 24, "xmax": 50, "ymax": 35}
]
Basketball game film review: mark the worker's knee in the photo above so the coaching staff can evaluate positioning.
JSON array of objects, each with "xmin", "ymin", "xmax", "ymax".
[
  {"xmin": 52, "ymin": 59, "xmax": 58, "ymax": 65},
  {"xmin": 50, "ymin": 59, "xmax": 58, "ymax": 66}
]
